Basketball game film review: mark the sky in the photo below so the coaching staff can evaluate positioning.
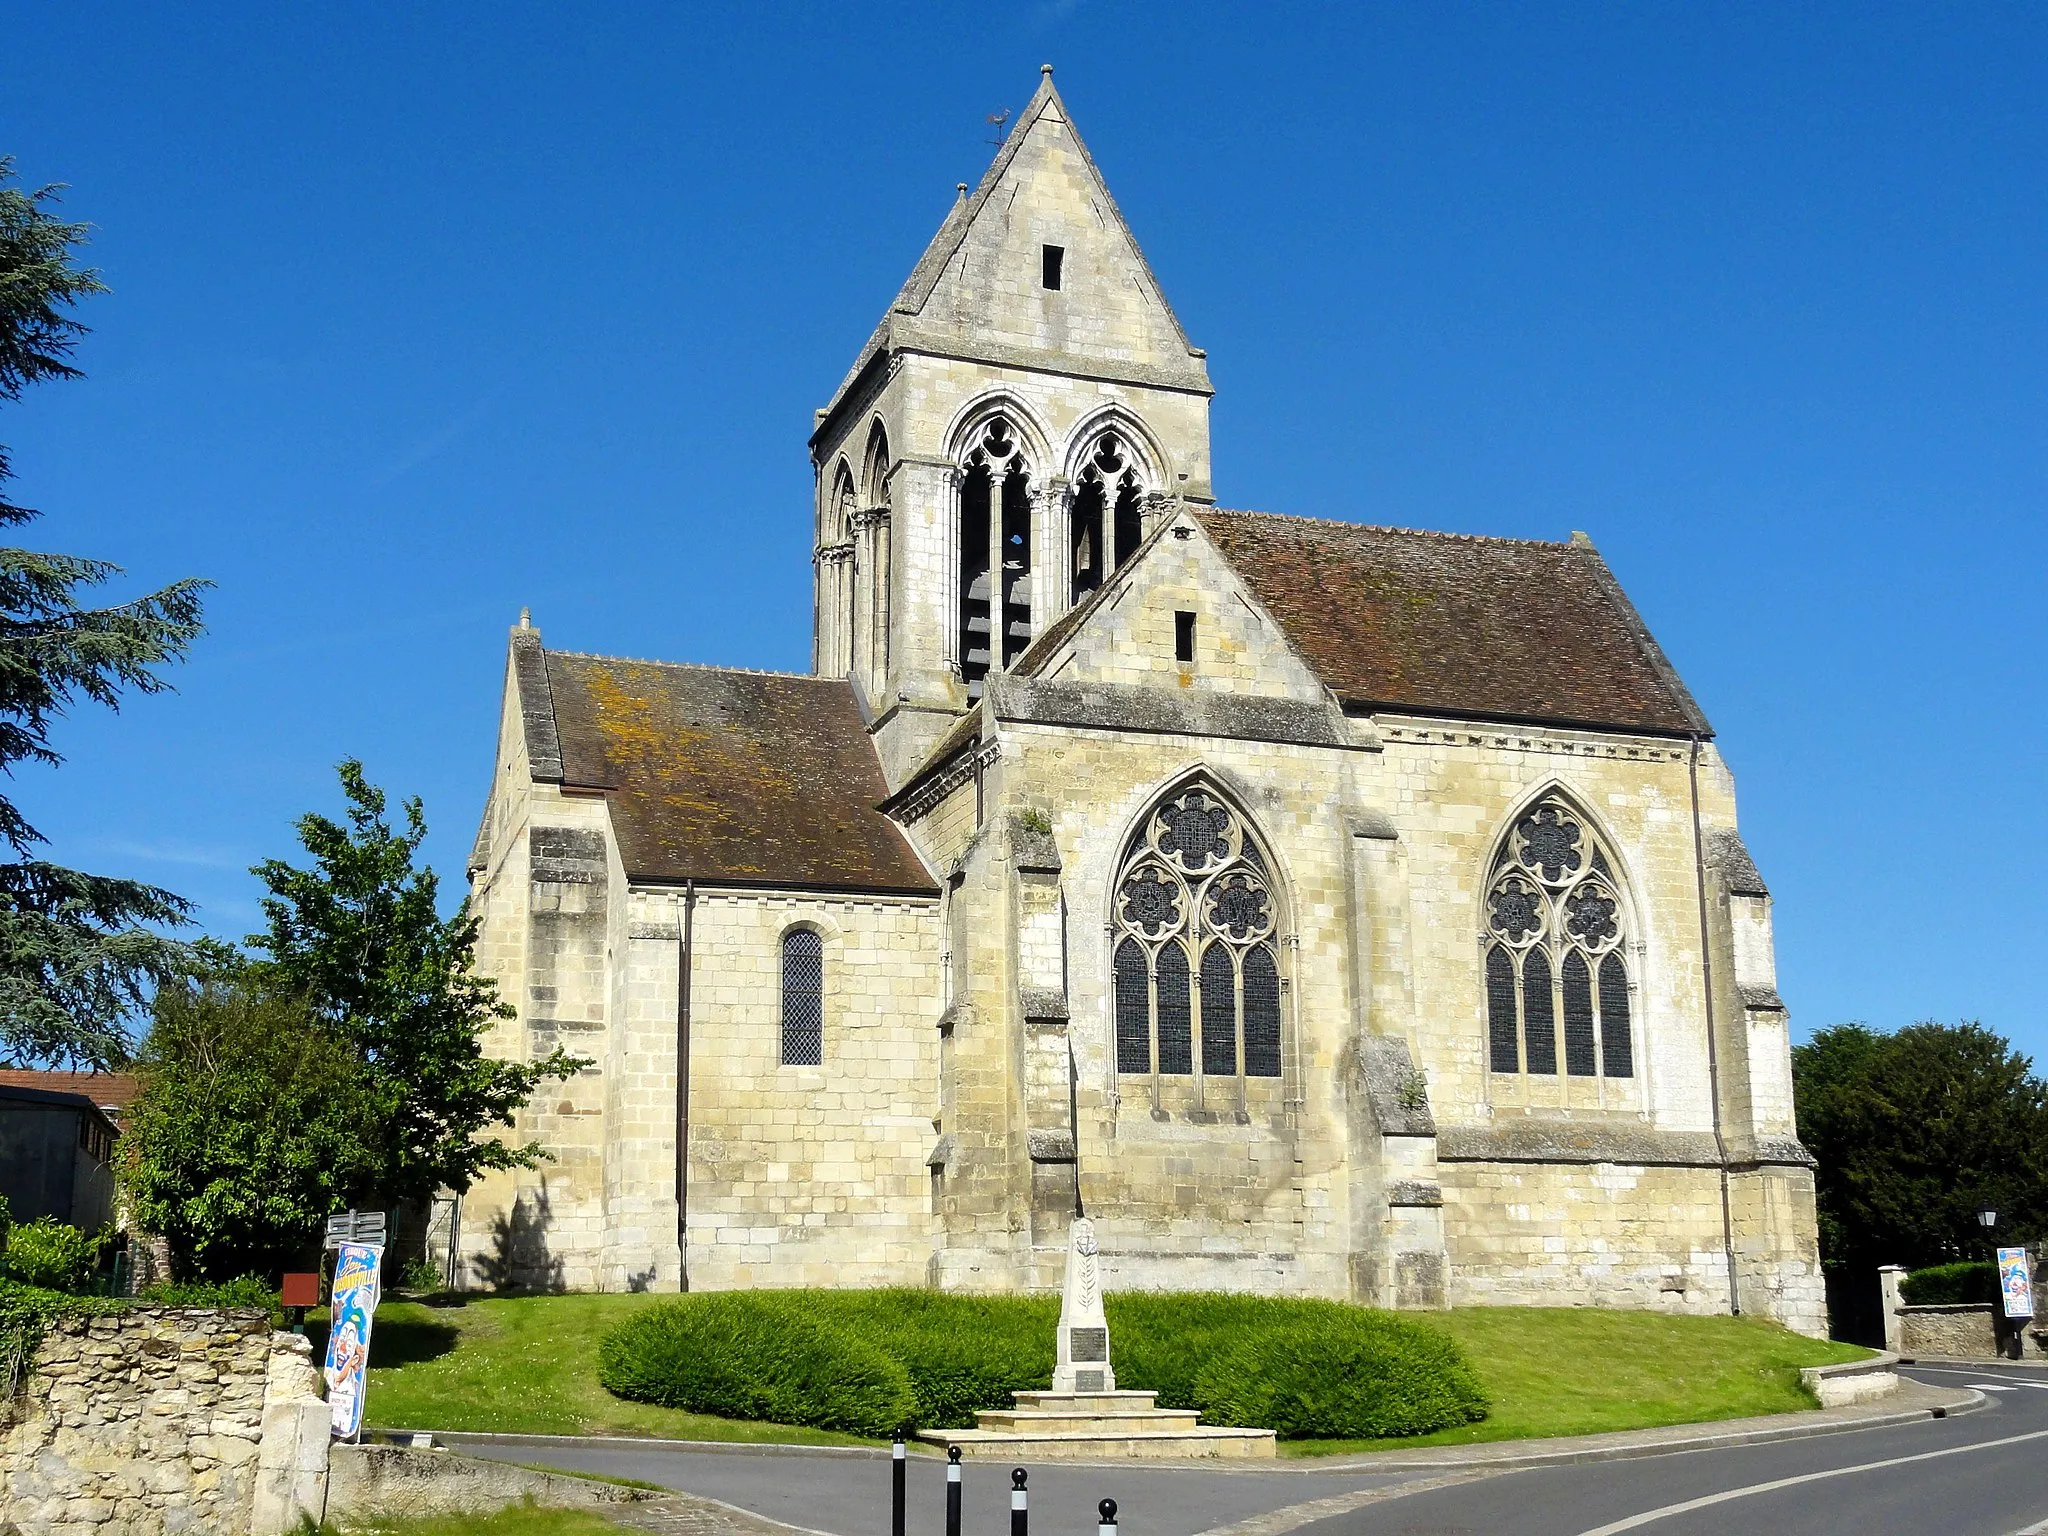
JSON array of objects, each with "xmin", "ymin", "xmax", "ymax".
[{"xmin": 1, "ymin": 3, "xmax": 2042, "ymax": 1058}]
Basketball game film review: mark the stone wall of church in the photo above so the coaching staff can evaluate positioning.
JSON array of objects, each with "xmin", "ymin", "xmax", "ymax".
[{"xmin": 670, "ymin": 886, "xmax": 943, "ymax": 1291}]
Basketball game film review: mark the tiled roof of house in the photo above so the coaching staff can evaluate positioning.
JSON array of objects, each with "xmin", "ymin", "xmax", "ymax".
[
  {"xmin": 1194, "ymin": 509, "xmax": 1711, "ymax": 738},
  {"xmin": 0, "ymin": 1070, "xmax": 140, "ymax": 1118},
  {"xmin": 532, "ymin": 645, "xmax": 937, "ymax": 895}
]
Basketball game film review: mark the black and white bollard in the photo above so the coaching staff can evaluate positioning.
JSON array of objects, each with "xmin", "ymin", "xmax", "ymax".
[
  {"xmin": 1011, "ymin": 1468, "xmax": 1029, "ymax": 1536},
  {"xmin": 1099, "ymin": 1497, "xmax": 1119, "ymax": 1536},
  {"xmin": 945, "ymin": 1446, "xmax": 963, "ymax": 1536},
  {"xmin": 891, "ymin": 1433, "xmax": 906, "ymax": 1536}
]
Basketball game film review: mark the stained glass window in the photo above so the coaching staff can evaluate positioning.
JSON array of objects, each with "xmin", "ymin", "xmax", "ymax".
[
  {"xmin": 1156, "ymin": 941, "xmax": 1193, "ymax": 1075},
  {"xmin": 1487, "ymin": 945, "xmax": 1520, "ymax": 1073},
  {"xmin": 1481, "ymin": 793, "xmax": 1637, "ymax": 1086},
  {"xmin": 1114, "ymin": 939, "xmax": 1151, "ymax": 1075},
  {"xmin": 1110, "ymin": 781, "xmax": 1286, "ymax": 1090},
  {"xmin": 1562, "ymin": 950, "xmax": 1597, "ymax": 1077},
  {"xmin": 780, "ymin": 928, "xmax": 823, "ymax": 1067},
  {"xmin": 1201, "ymin": 942, "xmax": 1237, "ymax": 1076},
  {"xmin": 1522, "ymin": 948, "xmax": 1557, "ymax": 1075},
  {"xmin": 1600, "ymin": 952, "xmax": 1634, "ymax": 1079}
]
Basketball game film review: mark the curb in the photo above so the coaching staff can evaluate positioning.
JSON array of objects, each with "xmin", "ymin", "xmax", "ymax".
[
  {"xmin": 1299, "ymin": 1383, "xmax": 1984, "ymax": 1473},
  {"xmin": 420, "ymin": 1383, "xmax": 1983, "ymax": 1476}
]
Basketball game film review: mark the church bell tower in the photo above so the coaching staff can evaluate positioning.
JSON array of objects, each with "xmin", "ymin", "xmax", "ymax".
[{"xmin": 807, "ymin": 66, "xmax": 1215, "ymax": 785}]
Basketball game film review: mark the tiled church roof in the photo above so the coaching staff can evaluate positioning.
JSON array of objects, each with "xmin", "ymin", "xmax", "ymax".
[
  {"xmin": 533, "ymin": 645, "xmax": 937, "ymax": 895},
  {"xmin": 1195, "ymin": 509, "xmax": 1712, "ymax": 738}
]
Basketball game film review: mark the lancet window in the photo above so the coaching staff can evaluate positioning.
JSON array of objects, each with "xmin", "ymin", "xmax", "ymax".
[
  {"xmin": 1112, "ymin": 785, "xmax": 1284, "ymax": 1088},
  {"xmin": 957, "ymin": 416, "xmax": 1033, "ymax": 699},
  {"xmin": 1482, "ymin": 796, "xmax": 1635, "ymax": 1080},
  {"xmin": 780, "ymin": 927, "xmax": 823, "ymax": 1067},
  {"xmin": 1069, "ymin": 429, "xmax": 1145, "ymax": 603}
]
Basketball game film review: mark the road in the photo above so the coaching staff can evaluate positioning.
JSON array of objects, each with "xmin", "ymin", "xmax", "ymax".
[{"xmin": 453, "ymin": 1365, "xmax": 2048, "ymax": 1536}]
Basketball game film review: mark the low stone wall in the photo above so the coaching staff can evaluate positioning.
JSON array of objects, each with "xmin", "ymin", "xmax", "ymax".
[
  {"xmin": 0, "ymin": 1306, "xmax": 327, "ymax": 1536},
  {"xmin": 1898, "ymin": 1303, "xmax": 2001, "ymax": 1360},
  {"xmin": 328, "ymin": 1444, "xmax": 655, "ymax": 1522}
]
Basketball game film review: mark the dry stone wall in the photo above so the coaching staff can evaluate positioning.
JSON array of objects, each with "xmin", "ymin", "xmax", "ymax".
[{"xmin": 0, "ymin": 1307, "xmax": 325, "ymax": 1536}]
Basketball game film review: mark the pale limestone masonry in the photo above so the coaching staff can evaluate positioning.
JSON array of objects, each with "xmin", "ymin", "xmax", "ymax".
[
  {"xmin": 452, "ymin": 68, "xmax": 1825, "ymax": 1337},
  {"xmin": 0, "ymin": 1309, "xmax": 327, "ymax": 1536}
]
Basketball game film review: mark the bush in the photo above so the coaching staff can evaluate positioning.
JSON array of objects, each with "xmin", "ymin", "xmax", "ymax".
[
  {"xmin": 1193, "ymin": 1304, "xmax": 1487, "ymax": 1437},
  {"xmin": 1, "ymin": 1218, "xmax": 104, "ymax": 1293},
  {"xmin": 136, "ymin": 1274, "xmax": 281, "ymax": 1322},
  {"xmin": 597, "ymin": 1289, "xmax": 1487, "ymax": 1439},
  {"xmin": 1901, "ymin": 1261, "xmax": 2000, "ymax": 1306},
  {"xmin": 597, "ymin": 1293, "xmax": 917, "ymax": 1436}
]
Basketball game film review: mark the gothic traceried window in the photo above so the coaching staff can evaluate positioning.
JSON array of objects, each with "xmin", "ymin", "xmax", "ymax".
[
  {"xmin": 958, "ymin": 415, "xmax": 1033, "ymax": 700},
  {"xmin": 1110, "ymin": 783, "xmax": 1286, "ymax": 1089},
  {"xmin": 1481, "ymin": 794, "xmax": 1636, "ymax": 1080},
  {"xmin": 780, "ymin": 928, "xmax": 823, "ymax": 1067},
  {"xmin": 1068, "ymin": 429, "xmax": 1145, "ymax": 603}
]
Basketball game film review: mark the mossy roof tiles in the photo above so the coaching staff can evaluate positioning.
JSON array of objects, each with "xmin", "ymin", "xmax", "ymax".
[
  {"xmin": 1194, "ymin": 509, "xmax": 1711, "ymax": 738},
  {"xmin": 538, "ymin": 651, "xmax": 937, "ymax": 895}
]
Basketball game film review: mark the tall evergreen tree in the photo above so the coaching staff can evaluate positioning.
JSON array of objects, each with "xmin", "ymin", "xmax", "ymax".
[
  {"xmin": 248, "ymin": 760, "xmax": 581, "ymax": 1207},
  {"xmin": 0, "ymin": 157, "xmax": 208, "ymax": 1069}
]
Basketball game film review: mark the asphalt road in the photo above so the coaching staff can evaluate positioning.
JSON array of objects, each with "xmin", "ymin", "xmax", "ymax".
[
  {"xmin": 455, "ymin": 1364, "xmax": 2048, "ymax": 1536},
  {"xmin": 1299, "ymin": 1364, "xmax": 2048, "ymax": 1536}
]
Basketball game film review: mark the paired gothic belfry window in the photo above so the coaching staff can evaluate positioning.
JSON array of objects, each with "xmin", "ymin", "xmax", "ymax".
[
  {"xmin": 957, "ymin": 416, "xmax": 1033, "ymax": 700},
  {"xmin": 1483, "ymin": 796, "xmax": 1635, "ymax": 1079},
  {"xmin": 780, "ymin": 928, "xmax": 823, "ymax": 1067},
  {"xmin": 1112, "ymin": 785, "xmax": 1284, "ymax": 1085},
  {"xmin": 1069, "ymin": 429, "xmax": 1144, "ymax": 603}
]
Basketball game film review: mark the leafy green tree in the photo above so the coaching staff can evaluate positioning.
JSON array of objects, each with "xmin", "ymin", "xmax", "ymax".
[
  {"xmin": 248, "ymin": 760, "xmax": 580, "ymax": 1208},
  {"xmin": 1794, "ymin": 1020, "xmax": 2048, "ymax": 1274},
  {"xmin": 122, "ymin": 975, "xmax": 378, "ymax": 1280},
  {"xmin": 0, "ymin": 157, "xmax": 208, "ymax": 1070}
]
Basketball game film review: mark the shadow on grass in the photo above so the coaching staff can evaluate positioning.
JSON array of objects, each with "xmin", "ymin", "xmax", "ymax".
[{"xmin": 305, "ymin": 1313, "xmax": 462, "ymax": 1369}]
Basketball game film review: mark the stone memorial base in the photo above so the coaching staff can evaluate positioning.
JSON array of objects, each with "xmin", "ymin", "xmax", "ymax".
[{"xmin": 917, "ymin": 1390, "xmax": 1278, "ymax": 1460}]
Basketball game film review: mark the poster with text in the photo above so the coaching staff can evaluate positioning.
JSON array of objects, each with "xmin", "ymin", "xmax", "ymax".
[
  {"xmin": 325, "ymin": 1241, "xmax": 384, "ymax": 1439},
  {"xmin": 1998, "ymin": 1246, "xmax": 2034, "ymax": 1319}
]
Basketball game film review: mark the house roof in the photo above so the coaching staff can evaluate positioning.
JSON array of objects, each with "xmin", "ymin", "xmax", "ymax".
[
  {"xmin": 1193, "ymin": 509, "xmax": 1711, "ymax": 738},
  {"xmin": 0, "ymin": 1070, "xmax": 139, "ymax": 1119},
  {"xmin": 526, "ymin": 641, "xmax": 937, "ymax": 895}
]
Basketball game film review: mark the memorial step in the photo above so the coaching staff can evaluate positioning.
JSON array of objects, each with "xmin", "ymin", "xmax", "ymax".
[
  {"xmin": 916, "ymin": 1425, "xmax": 1277, "ymax": 1461},
  {"xmin": 972, "ymin": 1407, "xmax": 1204, "ymax": 1434}
]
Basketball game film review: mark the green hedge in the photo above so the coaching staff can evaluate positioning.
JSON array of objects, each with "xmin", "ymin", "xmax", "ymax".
[
  {"xmin": 1900, "ymin": 1262, "xmax": 2000, "ymax": 1306},
  {"xmin": 598, "ymin": 1289, "xmax": 1487, "ymax": 1440}
]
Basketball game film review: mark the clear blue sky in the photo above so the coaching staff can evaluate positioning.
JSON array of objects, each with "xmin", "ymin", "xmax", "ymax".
[{"xmin": 2, "ymin": 5, "xmax": 2041, "ymax": 1057}]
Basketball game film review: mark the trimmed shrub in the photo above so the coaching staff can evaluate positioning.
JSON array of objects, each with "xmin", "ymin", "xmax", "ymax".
[
  {"xmin": 598, "ymin": 1293, "xmax": 917, "ymax": 1436},
  {"xmin": 597, "ymin": 1289, "xmax": 1487, "ymax": 1439},
  {"xmin": 1, "ymin": 1218, "xmax": 104, "ymax": 1294},
  {"xmin": 1901, "ymin": 1261, "xmax": 1999, "ymax": 1306},
  {"xmin": 1193, "ymin": 1305, "xmax": 1487, "ymax": 1437},
  {"xmin": 801, "ymin": 1289, "xmax": 1058, "ymax": 1429}
]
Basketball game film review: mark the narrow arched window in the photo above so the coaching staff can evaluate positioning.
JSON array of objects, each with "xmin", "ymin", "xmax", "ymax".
[
  {"xmin": 957, "ymin": 416, "xmax": 1032, "ymax": 700},
  {"xmin": 1111, "ymin": 783, "xmax": 1285, "ymax": 1091},
  {"xmin": 780, "ymin": 928, "xmax": 823, "ymax": 1066},
  {"xmin": 1069, "ymin": 429, "xmax": 1144, "ymax": 603},
  {"xmin": 1481, "ymin": 796, "xmax": 1635, "ymax": 1080}
]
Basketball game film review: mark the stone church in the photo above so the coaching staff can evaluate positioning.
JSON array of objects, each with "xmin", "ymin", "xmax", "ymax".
[{"xmin": 453, "ymin": 68, "xmax": 1826, "ymax": 1336}]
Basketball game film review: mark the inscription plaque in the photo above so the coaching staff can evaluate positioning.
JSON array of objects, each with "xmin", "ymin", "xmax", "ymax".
[
  {"xmin": 1076, "ymin": 1370, "xmax": 1104, "ymax": 1392},
  {"xmin": 1070, "ymin": 1327, "xmax": 1108, "ymax": 1363}
]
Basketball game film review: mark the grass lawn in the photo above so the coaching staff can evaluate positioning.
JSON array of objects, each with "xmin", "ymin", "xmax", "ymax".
[
  {"xmin": 318, "ymin": 1501, "xmax": 628, "ymax": 1535},
  {"xmin": 357, "ymin": 1293, "xmax": 870, "ymax": 1446},
  {"xmin": 356, "ymin": 1293, "xmax": 1867, "ymax": 1455},
  {"xmin": 1286, "ymin": 1308, "xmax": 1870, "ymax": 1456}
]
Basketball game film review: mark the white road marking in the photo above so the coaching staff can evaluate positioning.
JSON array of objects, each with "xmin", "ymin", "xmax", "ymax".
[
  {"xmin": 1571, "ymin": 1425, "xmax": 2048, "ymax": 1536},
  {"xmin": 2009, "ymin": 1518, "xmax": 2048, "ymax": 1534},
  {"xmin": 1971, "ymin": 1384, "xmax": 2020, "ymax": 1391}
]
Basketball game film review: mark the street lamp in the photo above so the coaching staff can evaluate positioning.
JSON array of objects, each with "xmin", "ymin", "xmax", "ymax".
[{"xmin": 1979, "ymin": 1209, "xmax": 1999, "ymax": 1230}]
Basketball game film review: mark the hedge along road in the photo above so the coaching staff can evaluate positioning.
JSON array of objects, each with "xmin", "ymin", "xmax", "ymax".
[
  {"xmin": 447, "ymin": 1367, "xmax": 2048, "ymax": 1536},
  {"xmin": 1288, "ymin": 1365, "xmax": 2048, "ymax": 1536}
]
